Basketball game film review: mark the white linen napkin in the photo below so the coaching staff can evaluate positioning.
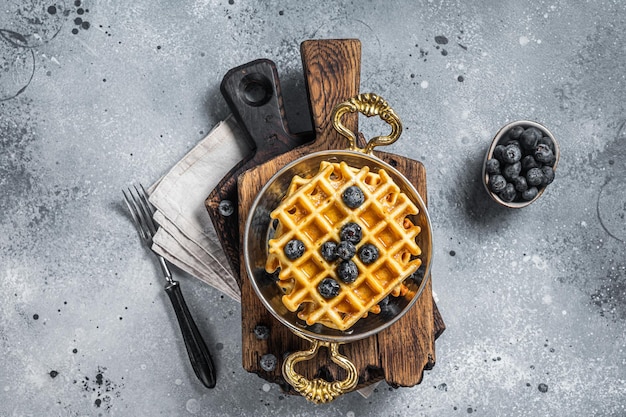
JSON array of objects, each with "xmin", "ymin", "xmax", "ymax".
[{"xmin": 148, "ymin": 114, "xmax": 251, "ymax": 301}]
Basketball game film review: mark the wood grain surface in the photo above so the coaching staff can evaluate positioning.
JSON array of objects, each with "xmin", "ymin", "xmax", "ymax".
[{"xmin": 236, "ymin": 39, "xmax": 445, "ymax": 394}]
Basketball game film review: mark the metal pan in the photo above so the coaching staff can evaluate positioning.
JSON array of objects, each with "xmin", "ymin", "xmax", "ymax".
[{"xmin": 243, "ymin": 93, "xmax": 433, "ymax": 403}]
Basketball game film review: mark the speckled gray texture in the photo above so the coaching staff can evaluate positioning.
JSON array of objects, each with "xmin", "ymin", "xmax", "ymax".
[{"xmin": 1, "ymin": 1, "xmax": 625, "ymax": 416}]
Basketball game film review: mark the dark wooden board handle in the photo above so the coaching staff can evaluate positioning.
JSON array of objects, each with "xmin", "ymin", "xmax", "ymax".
[{"xmin": 205, "ymin": 59, "xmax": 312, "ymax": 281}]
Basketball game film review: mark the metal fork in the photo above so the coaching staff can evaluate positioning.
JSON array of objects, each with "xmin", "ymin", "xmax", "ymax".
[{"xmin": 123, "ymin": 184, "xmax": 216, "ymax": 389}]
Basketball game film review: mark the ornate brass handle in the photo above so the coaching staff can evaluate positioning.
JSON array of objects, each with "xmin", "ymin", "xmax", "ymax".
[
  {"xmin": 332, "ymin": 92, "xmax": 403, "ymax": 154},
  {"xmin": 283, "ymin": 339, "xmax": 358, "ymax": 404}
]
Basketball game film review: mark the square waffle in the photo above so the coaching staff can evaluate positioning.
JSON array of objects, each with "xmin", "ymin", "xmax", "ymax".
[{"xmin": 265, "ymin": 161, "xmax": 422, "ymax": 331}]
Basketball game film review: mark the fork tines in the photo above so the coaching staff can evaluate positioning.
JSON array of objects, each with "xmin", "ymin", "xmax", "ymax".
[{"xmin": 123, "ymin": 184, "xmax": 158, "ymax": 245}]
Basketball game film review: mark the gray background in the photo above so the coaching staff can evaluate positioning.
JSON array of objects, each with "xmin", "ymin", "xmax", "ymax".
[{"xmin": 1, "ymin": 0, "xmax": 625, "ymax": 416}]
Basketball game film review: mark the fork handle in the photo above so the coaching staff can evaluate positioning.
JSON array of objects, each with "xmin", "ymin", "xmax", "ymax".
[{"xmin": 165, "ymin": 280, "xmax": 217, "ymax": 389}]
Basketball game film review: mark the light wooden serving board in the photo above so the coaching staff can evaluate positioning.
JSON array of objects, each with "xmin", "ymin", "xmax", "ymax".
[{"xmin": 237, "ymin": 39, "xmax": 445, "ymax": 393}]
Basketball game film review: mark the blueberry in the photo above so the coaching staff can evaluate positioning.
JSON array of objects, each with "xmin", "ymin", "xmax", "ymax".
[
  {"xmin": 259, "ymin": 353, "xmax": 277, "ymax": 372},
  {"xmin": 534, "ymin": 143, "xmax": 555, "ymax": 165},
  {"xmin": 521, "ymin": 155, "xmax": 541, "ymax": 171},
  {"xmin": 336, "ymin": 241, "xmax": 356, "ymax": 260},
  {"xmin": 526, "ymin": 167, "xmax": 544, "ymax": 186},
  {"xmin": 538, "ymin": 136, "xmax": 555, "ymax": 152},
  {"xmin": 502, "ymin": 161, "xmax": 522, "ymax": 180},
  {"xmin": 486, "ymin": 158, "xmax": 501, "ymax": 174},
  {"xmin": 493, "ymin": 144, "xmax": 507, "ymax": 161},
  {"xmin": 318, "ymin": 277, "xmax": 340, "ymax": 298},
  {"xmin": 337, "ymin": 260, "xmax": 358, "ymax": 283},
  {"xmin": 505, "ymin": 139, "xmax": 522, "ymax": 149},
  {"xmin": 521, "ymin": 186, "xmax": 539, "ymax": 201},
  {"xmin": 358, "ymin": 243, "xmax": 379, "ymax": 264},
  {"xmin": 512, "ymin": 175, "xmax": 528, "ymax": 192},
  {"xmin": 320, "ymin": 241, "xmax": 338, "ymax": 262},
  {"xmin": 378, "ymin": 295, "xmax": 391, "ymax": 309},
  {"xmin": 498, "ymin": 183, "xmax": 516, "ymax": 202},
  {"xmin": 488, "ymin": 174, "xmax": 507, "ymax": 193},
  {"xmin": 284, "ymin": 239, "xmax": 305, "ymax": 260},
  {"xmin": 340, "ymin": 222, "xmax": 362, "ymax": 244},
  {"xmin": 541, "ymin": 166, "xmax": 555, "ymax": 186},
  {"xmin": 520, "ymin": 127, "xmax": 541, "ymax": 150},
  {"xmin": 265, "ymin": 268, "xmax": 280, "ymax": 282},
  {"xmin": 501, "ymin": 144, "xmax": 522, "ymax": 164},
  {"xmin": 254, "ymin": 324, "xmax": 270, "ymax": 340},
  {"xmin": 508, "ymin": 125, "xmax": 525, "ymax": 140},
  {"xmin": 342, "ymin": 185, "xmax": 365, "ymax": 208},
  {"xmin": 410, "ymin": 265, "xmax": 427, "ymax": 285}
]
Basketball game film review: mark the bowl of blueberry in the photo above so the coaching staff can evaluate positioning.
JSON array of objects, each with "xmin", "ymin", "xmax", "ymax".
[{"xmin": 483, "ymin": 120, "xmax": 559, "ymax": 208}]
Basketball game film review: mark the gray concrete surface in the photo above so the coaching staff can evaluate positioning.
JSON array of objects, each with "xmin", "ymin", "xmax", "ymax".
[{"xmin": 1, "ymin": 0, "xmax": 625, "ymax": 416}]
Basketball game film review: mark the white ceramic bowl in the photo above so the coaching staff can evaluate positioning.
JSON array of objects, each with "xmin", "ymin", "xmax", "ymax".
[{"xmin": 482, "ymin": 120, "xmax": 560, "ymax": 208}]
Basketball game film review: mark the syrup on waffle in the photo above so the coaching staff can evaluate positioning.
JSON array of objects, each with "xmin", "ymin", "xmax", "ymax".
[{"xmin": 265, "ymin": 161, "xmax": 422, "ymax": 331}]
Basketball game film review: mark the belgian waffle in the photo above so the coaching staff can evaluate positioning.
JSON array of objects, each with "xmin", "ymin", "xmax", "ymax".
[{"xmin": 265, "ymin": 161, "xmax": 422, "ymax": 331}]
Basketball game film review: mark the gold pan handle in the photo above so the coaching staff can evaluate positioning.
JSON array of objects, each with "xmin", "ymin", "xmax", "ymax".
[
  {"xmin": 283, "ymin": 339, "xmax": 358, "ymax": 404},
  {"xmin": 332, "ymin": 92, "xmax": 403, "ymax": 154}
]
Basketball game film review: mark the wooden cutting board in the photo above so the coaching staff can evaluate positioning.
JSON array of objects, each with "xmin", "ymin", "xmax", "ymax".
[{"xmin": 237, "ymin": 39, "xmax": 445, "ymax": 394}]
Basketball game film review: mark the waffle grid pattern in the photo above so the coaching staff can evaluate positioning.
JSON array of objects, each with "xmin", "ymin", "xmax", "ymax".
[{"xmin": 266, "ymin": 161, "xmax": 422, "ymax": 331}]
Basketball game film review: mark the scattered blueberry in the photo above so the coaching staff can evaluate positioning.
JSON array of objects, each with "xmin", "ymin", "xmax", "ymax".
[
  {"xmin": 320, "ymin": 241, "xmax": 338, "ymax": 262},
  {"xmin": 522, "ymin": 186, "xmax": 539, "ymax": 201},
  {"xmin": 512, "ymin": 176, "xmax": 528, "ymax": 192},
  {"xmin": 489, "ymin": 174, "xmax": 507, "ymax": 193},
  {"xmin": 486, "ymin": 158, "xmax": 501, "ymax": 174},
  {"xmin": 502, "ymin": 161, "xmax": 522, "ymax": 180},
  {"xmin": 340, "ymin": 222, "xmax": 362, "ymax": 244},
  {"xmin": 526, "ymin": 167, "xmax": 544, "ymax": 186},
  {"xmin": 218, "ymin": 199, "xmax": 234, "ymax": 216},
  {"xmin": 254, "ymin": 324, "xmax": 270, "ymax": 340},
  {"xmin": 358, "ymin": 243, "xmax": 379, "ymax": 264},
  {"xmin": 336, "ymin": 241, "xmax": 356, "ymax": 260},
  {"xmin": 502, "ymin": 144, "xmax": 522, "ymax": 164},
  {"xmin": 337, "ymin": 260, "xmax": 358, "ymax": 283},
  {"xmin": 499, "ymin": 183, "xmax": 516, "ymax": 202},
  {"xmin": 318, "ymin": 278, "xmax": 341, "ymax": 298},
  {"xmin": 284, "ymin": 239, "xmax": 305, "ymax": 260},
  {"xmin": 259, "ymin": 354, "xmax": 277, "ymax": 372},
  {"xmin": 541, "ymin": 166, "xmax": 555, "ymax": 185},
  {"xmin": 342, "ymin": 186, "xmax": 365, "ymax": 208},
  {"xmin": 534, "ymin": 143, "xmax": 555, "ymax": 165}
]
